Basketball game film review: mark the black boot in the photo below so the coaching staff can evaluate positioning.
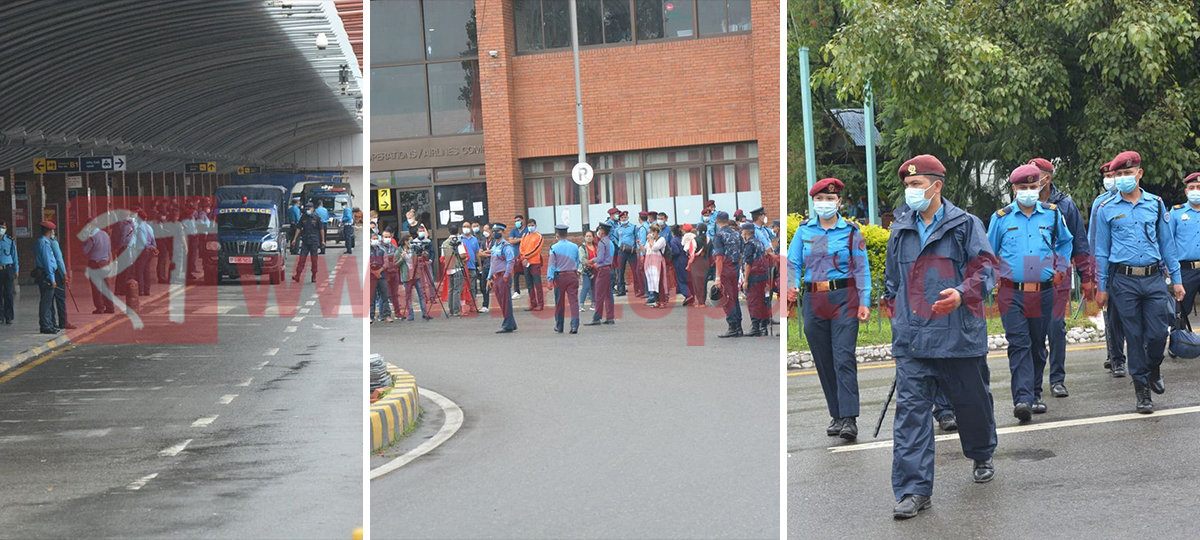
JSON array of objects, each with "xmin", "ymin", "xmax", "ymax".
[
  {"xmin": 1135, "ymin": 383, "xmax": 1154, "ymax": 414},
  {"xmin": 893, "ymin": 494, "xmax": 931, "ymax": 519},
  {"xmin": 747, "ymin": 320, "xmax": 765, "ymax": 337},
  {"xmin": 1111, "ymin": 362, "xmax": 1127, "ymax": 378},
  {"xmin": 973, "ymin": 458, "xmax": 995, "ymax": 483},
  {"xmin": 839, "ymin": 417, "xmax": 858, "ymax": 441},
  {"xmin": 826, "ymin": 418, "xmax": 843, "ymax": 437},
  {"xmin": 718, "ymin": 322, "xmax": 742, "ymax": 338},
  {"xmin": 1150, "ymin": 366, "xmax": 1165, "ymax": 394}
]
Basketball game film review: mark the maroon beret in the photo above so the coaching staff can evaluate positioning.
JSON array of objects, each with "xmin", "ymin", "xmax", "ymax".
[
  {"xmin": 619, "ymin": 210, "xmax": 628, "ymax": 217},
  {"xmin": 607, "ymin": 207, "xmax": 619, "ymax": 215},
  {"xmin": 809, "ymin": 177, "xmax": 845, "ymax": 197},
  {"xmin": 899, "ymin": 154, "xmax": 946, "ymax": 180},
  {"xmin": 40, "ymin": 220, "xmax": 56, "ymax": 230},
  {"xmin": 1185, "ymin": 172, "xmax": 1200, "ymax": 185},
  {"xmin": 638, "ymin": 211, "xmax": 649, "ymax": 218},
  {"xmin": 1009, "ymin": 164, "xmax": 1042, "ymax": 185},
  {"xmin": 1111, "ymin": 151, "xmax": 1141, "ymax": 171},
  {"xmin": 1099, "ymin": 161, "xmax": 1111, "ymax": 174},
  {"xmin": 734, "ymin": 209, "xmax": 745, "ymax": 216},
  {"xmin": 1028, "ymin": 158, "xmax": 1054, "ymax": 174},
  {"xmin": 705, "ymin": 199, "xmax": 716, "ymax": 207}
]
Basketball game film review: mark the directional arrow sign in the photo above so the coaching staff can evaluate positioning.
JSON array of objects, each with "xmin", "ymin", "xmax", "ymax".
[
  {"xmin": 185, "ymin": 162, "xmax": 217, "ymax": 173},
  {"xmin": 237, "ymin": 166, "xmax": 261, "ymax": 175},
  {"xmin": 45, "ymin": 158, "xmax": 80, "ymax": 173},
  {"xmin": 81, "ymin": 156, "xmax": 125, "ymax": 172},
  {"xmin": 113, "ymin": 155, "xmax": 126, "ymax": 171},
  {"xmin": 33, "ymin": 158, "xmax": 45, "ymax": 174}
]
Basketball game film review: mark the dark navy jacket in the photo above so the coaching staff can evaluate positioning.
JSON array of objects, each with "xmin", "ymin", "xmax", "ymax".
[
  {"xmin": 884, "ymin": 199, "xmax": 997, "ymax": 359},
  {"xmin": 1047, "ymin": 184, "xmax": 1094, "ymax": 283}
]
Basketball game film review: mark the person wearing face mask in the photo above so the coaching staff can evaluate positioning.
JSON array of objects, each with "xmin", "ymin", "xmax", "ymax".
[
  {"xmin": 578, "ymin": 230, "xmax": 597, "ymax": 311},
  {"xmin": 378, "ymin": 229, "xmax": 400, "ymax": 322},
  {"xmin": 0, "ymin": 219, "xmax": 17, "ymax": 324},
  {"xmin": 1168, "ymin": 171, "xmax": 1200, "ymax": 330},
  {"xmin": 81, "ymin": 221, "xmax": 115, "ymax": 315},
  {"xmin": 584, "ymin": 222, "xmax": 615, "ymax": 326},
  {"xmin": 401, "ymin": 209, "xmax": 417, "ymax": 235},
  {"xmin": 369, "ymin": 232, "xmax": 393, "ymax": 323},
  {"xmin": 487, "ymin": 223, "xmax": 518, "ymax": 333},
  {"xmin": 1027, "ymin": 158, "xmax": 1092, "ymax": 401},
  {"xmin": 987, "ymin": 165, "xmax": 1074, "ymax": 424},
  {"xmin": 750, "ymin": 208, "xmax": 775, "ymax": 253},
  {"xmin": 459, "ymin": 222, "xmax": 480, "ymax": 314},
  {"xmin": 506, "ymin": 214, "xmax": 527, "ymax": 299},
  {"xmin": 341, "ymin": 202, "xmax": 355, "ymax": 255},
  {"xmin": 786, "ymin": 178, "xmax": 871, "ymax": 440},
  {"xmin": 1094, "ymin": 150, "xmax": 1183, "ymax": 414},
  {"xmin": 711, "ymin": 211, "xmax": 744, "ymax": 337},
  {"xmin": 518, "ymin": 218, "xmax": 545, "ymax": 311},
  {"xmin": 1089, "ymin": 160, "xmax": 1126, "ymax": 376},
  {"xmin": 129, "ymin": 210, "xmax": 158, "ymax": 299},
  {"xmin": 546, "ymin": 224, "xmax": 581, "ymax": 334},
  {"xmin": 881, "ymin": 155, "xmax": 999, "ymax": 519},
  {"xmin": 287, "ymin": 197, "xmax": 302, "ymax": 232},
  {"xmin": 739, "ymin": 221, "xmax": 771, "ymax": 335},
  {"xmin": 440, "ymin": 229, "xmax": 470, "ymax": 317},
  {"xmin": 291, "ymin": 202, "xmax": 325, "ymax": 283},
  {"xmin": 475, "ymin": 223, "xmax": 492, "ymax": 313},
  {"xmin": 34, "ymin": 221, "xmax": 61, "ymax": 334},
  {"xmin": 633, "ymin": 212, "xmax": 650, "ymax": 298},
  {"xmin": 614, "ymin": 211, "xmax": 636, "ymax": 297}
]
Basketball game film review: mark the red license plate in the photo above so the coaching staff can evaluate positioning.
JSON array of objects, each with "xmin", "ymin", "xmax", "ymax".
[{"xmin": 229, "ymin": 256, "xmax": 253, "ymax": 264}]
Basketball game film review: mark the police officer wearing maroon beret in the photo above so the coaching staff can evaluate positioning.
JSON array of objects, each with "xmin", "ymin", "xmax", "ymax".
[
  {"xmin": 1167, "ymin": 171, "xmax": 1200, "ymax": 329},
  {"xmin": 786, "ymin": 177, "xmax": 872, "ymax": 440},
  {"xmin": 1090, "ymin": 159, "xmax": 1126, "ymax": 376},
  {"xmin": 1027, "ymin": 158, "xmax": 1092, "ymax": 399},
  {"xmin": 1094, "ymin": 150, "xmax": 1183, "ymax": 413},
  {"xmin": 882, "ymin": 154, "xmax": 999, "ymax": 519}
]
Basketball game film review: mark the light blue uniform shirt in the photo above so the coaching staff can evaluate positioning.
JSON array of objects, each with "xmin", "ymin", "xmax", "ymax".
[
  {"xmin": 754, "ymin": 224, "xmax": 775, "ymax": 250},
  {"xmin": 986, "ymin": 202, "xmax": 1073, "ymax": 283},
  {"xmin": 1168, "ymin": 203, "xmax": 1200, "ymax": 262},
  {"xmin": 288, "ymin": 204, "xmax": 302, "ymax": 224},
  {"xmin": 614, "ymin": 221, "xmax": 636, "ymax": 248},
  {"xmin": 635, "ymin": 222, "xmax": 649, "ymax": 254},
  {"xmin": 917, "ymin": 205, "xmax": 945, "ymax": 245},
  {"xmin": 787, "ymin": 216, "xmax": 872, "ymax": 305},
  {"xmin": 315, "ymin": 206, "xmax": 329, "ymax": 222},
  {"xmin": 1089, "ymin": 189, "xmax": 1117, "ymax": 247},
  {"xmin": 36, "ymin": 236, "xmax": 58, "ymax": 278},
  {"xmin": 0, "ymin": 234, "xmax": 17, "ymax": 274},
  {"xmin": 341, "ymin": 206, "xmax": 353, "ymax": 224},
  {"xmin": 546, "ymin": 239, "xmax": 580, "ymax": 280},
  {"xmin": 488, "ymin": 240, "xmax": 516, "ymax": 279},
  {"xmin": 1094, "ymin": 189, "xmax": 1181, "ymax": 292},
  {"xmin": 82, "ymin": 230, "xmax": 111, "ymax": 263},
  {"xmin": 52, "ymin": 239, "xmax": 66, "ymax": 277}
]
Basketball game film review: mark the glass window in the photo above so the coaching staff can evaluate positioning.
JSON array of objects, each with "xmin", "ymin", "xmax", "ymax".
[
  {"xmin": 514, "ymin": 0, "xmax": 544, "ymax": 53},
  {"xmin": 543, "ymin": 0, "xmax": 572, "ymax": 49},
  {"xmin": 371, "ymin": 65, "xmax": 429, "ymax": 139},
  {"xmin": 422, "ymin": 0, "xmax": 478, "ymax": 60},
  {"xmin": 591, "ymin": 152, "xmax": 640, "ymax": 170},
  {"xmin": 576, "ymin": 0, "xmax": 604, "ymax": 46},
  {"xmin": 435, "ymin": 182, "xmax": 489, "ymax": 229},
  {"xmin": 428, "ymin": 61, "xmax": 483, "ymax": 135},
  {"xmin": 706, "ymin": 142, "xmax": 757, "ymax": 161},
  {"xmin": 636, "ymin": 0, "xmax": 694, "ymax": 40},
  {"xmin": 645, "ymin": 148, "xmax": 701, "ymax": 165},
  {"xmin": 590, "ymin": 172, "xmax": 643, "ymax": 205},
  {"xmin": 698, "ymin": 0, "xmax": 751, "ymax": 34},
  {"xmin": 371, "ymin": 0, "xmax": 424, "ymax": 64},
  {"xmin": 604, "ymin": 0, "xmax": 633, "ymax": 43},
  {"xmin": 373, "ymin": 169, "xmax": 433, "ymax": 188},
  {"xmin": 435, "ymin": 168, "xmax": 471, "ymax": 182}
]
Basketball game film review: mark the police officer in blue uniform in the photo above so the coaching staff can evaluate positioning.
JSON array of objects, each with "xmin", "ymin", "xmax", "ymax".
[
  {"xmin": 634, "ymin": 211, "xmax": 650, "ymax": 298},
  {"xmin": 0, "ymin": 220, "xmax": 17, "ymax": 324},
  {"xmin": 488, "ymin": 223, "xmax": 519, "ymax": 333},
  {"xmin": 287, "ymin": 197, "xmax": 302, "ymax": 237},
  {"xmin": 787, "ymin": 178, "xmax": 871, "ymax": 440},
  {"xmin": 35, "ymin": 221, "xmax": 60, "ymax": 334},
  {"xmin": 751, "ymin": 207, "xmax": 775, "ymax": 252},
  {"xmin": 1029, "ymin": 158, "xmax": 1093, "ymax": 399},
  {"xmin": 1170, "ymin": 172, "xmax": 1200, "ymax": 329},
  {"xmin": 1090, "ymin": 160, "xmax": 1126, "ymax": 376},
  {"xmin": 988, "ymin": 164, "xmax": 1074, "ymax": 422},
  {"xmin": 341, "ymin": 202, "xmax": 355, "ymax": 254},
  {"xmin": 291, "ymin": 202, "xmax": 325, "ymax": 283},
  {"xmin": 614, "ymin": 211, "xmax": 636, "ymax": 297},
  {"xmin": 547, "ymin": 224, "xmax": 581, "ymax": 334},
  {"xmin": 711, "ymin": 211, "xmax": 744, "ymax": 338},
  {"xmin": 882, "ymin": 155, "xmax": 998, "ymax": 519},
  {"xmin": 1094, "ymin": 150, "xmax": 1184, "ymax": 413}
]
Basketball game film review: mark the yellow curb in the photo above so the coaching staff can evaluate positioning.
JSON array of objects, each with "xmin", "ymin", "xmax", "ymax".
[{"xmin": 370, "ymin": 365, "xmax": 419, "ymax": 451}]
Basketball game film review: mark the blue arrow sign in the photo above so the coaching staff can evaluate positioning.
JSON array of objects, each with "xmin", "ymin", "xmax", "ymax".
[{"xmin": 80, "ymin": 155, "xmax": 127, "ymax": 172}]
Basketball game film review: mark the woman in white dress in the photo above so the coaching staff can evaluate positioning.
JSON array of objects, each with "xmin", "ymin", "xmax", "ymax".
[{"xmin": 643, "ymin": 225, "xmax": 669, "ymax": 307}]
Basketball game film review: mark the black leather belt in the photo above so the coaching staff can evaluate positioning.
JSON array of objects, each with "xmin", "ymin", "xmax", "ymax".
[
  {"xmin": 805, "ymin": 278, "xmax": 851, "ymax": 293},
  {"xmin": 0, "ymin": 264, "xmax": 9, "ymax": 270},
  {"xmin": 1000, "ymin": 279, "xmax": 1053, "ymax": 292},
  {"xmin": 1114, "ymin": 263, "xmax": 1161, "ymax": 276},
  {"xmin": 1182, "ymin": 260, "xmax": 1200, "ymax": 270}
]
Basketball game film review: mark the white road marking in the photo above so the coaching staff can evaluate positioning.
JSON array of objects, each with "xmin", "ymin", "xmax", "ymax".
[
  {"xmin": 299, "ymin": 308, "xmax": 311, "ymax": 314},
  {"xmin": 281, "ymin": 336, "xmax": 291, "ymax": 342},
  {"xmin": 828, "ymin": 405, "xmax": 1200, "ymax": 453},
  {"xmin": 305, "ymin": 300, "xmax": 316, "ymax": 306},
  {"xmin": 264, "ymin": 348, "xmax": 279, "ymax": 356},
  {"xmin": 255, "ymin": 361, "xmax": 269, "ymax": 370},
  {"xmin": 159, "ymin": 439, "xmax": 192, "ymax": 457},
  {"xmin": 218, "ymin": 394, "xmax": 238, "ymax": 405},
  {"xmin": 291, "ymin": 316, "xmax": 304, "ymax": 322},
  {"xmin": 370, "ymin": 387, "xmax": 464, "ymax": 480},
  {"xmin": 284, "ymin": 326, "xmax": 297, "ymax": 333},
  {"xmin": 235, "ymin": 377, "xmax": 254, "ymax": 387},
  {"xmin": 126, "ymin": 473, "xmax": 158, "ymax": 490},
  {"xmin": 191, "ymin": 415, "xmax": 218, "ymax": 427}
]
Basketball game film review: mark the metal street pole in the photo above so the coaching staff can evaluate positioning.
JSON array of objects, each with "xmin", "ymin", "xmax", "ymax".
[
  {"xmin": 799, "ymin": 47, "xmax": 817, "ymax": 212},
  {"xmin": 864, "ymin": 82, "xmax": 878, "ymax": 226},
  {"xmin": 569, "ymin": 0, "xmax": 589, "ymax": 229}
]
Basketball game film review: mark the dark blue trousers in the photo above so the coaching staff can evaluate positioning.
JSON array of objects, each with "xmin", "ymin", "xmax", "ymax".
[
  {"xmin": 932, "ymin": 388, "xmax": 954, "ymax": 420},
  {"xmin": 38, "ymin": 278, "xmax": 56, "ymax": 332},
  {"xmin": 1104, "ymin": 302, "xmax": 1126, "ymax": 365},
  {"xmin": 1109, "ymin": 272, "xmax": 1172, "ymax": 386},
  {"xmin": 1178, "ymin": 267, "xmax": 1200, "ymax": 327},
  {"xmin": 1001, "ymin": 288, "xmax": 1054, "ymax": 405},
  {"xmin": 672, "ymin": 256, "xmax": 690, "ymax": 299},
  {"xmin": 1048, "ymin": 309, "xmax": 1068, "ymax": 386},
  {"xmin": 802, "ymin": 287, "xmax": 860, "ymax": 418},
  {"xmin": 892, "ymin": 355, "xmax": 997, "ymax": 500},
  {"xmin": 0, "ymin": 266, "xmax": 14, "ymax": 322}
]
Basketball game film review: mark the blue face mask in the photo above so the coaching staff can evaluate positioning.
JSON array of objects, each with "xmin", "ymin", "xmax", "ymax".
[
  {"xmin": 514, "ymin": 220, "xmax": 523, "ymax": 228},
  {"xmin": 1015, "ymin": 189, "xmax": 1040, "ymax": 208},
  {"xmin": 812, "ymin": 201, "xmax": 838, "ymax": 219},
  {"xmin": 1188, "ymin": 190, "xmax": 1200, "ymax": 206},
  {"xmin": 1115, "ymin": 175, "xmax": 1137, "ymax": 194},
  {"xmin": 905, "ymin": 184, "xmax": 934, "ymax": 213},
  {"xmin": 527, "ymin": 225, "xmax": 536, "ymax": 233},
  {"xmin": 1103, "ymin": 177, "xmax": 1116, "ymax": 192}
]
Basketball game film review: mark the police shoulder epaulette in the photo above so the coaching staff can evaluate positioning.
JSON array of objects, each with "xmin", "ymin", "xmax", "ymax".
[
  {"xmin": 996, "ymin": 207, "xmax": 1009, "ymax": 217},
  {"xmin": 846, "ymin": 220, "xmax": 860, "ymax": 230},
  {"xmin": 1045, "ymin": 203, "xmax": 1057, "ymax": 211},
  {"xmin": 1175, "ymin": 204, "xmax": 1184, "ymax": 210}
]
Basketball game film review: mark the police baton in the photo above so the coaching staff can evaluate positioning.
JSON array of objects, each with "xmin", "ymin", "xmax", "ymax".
[{"xmin": 874, "ymin": 374, "xmax": 897, "ymax": 439}]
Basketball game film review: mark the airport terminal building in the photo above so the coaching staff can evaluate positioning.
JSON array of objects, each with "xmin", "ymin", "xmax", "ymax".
[{"xmin": 370, "ymin": 0, "xmax": 779, "ymax": 244}]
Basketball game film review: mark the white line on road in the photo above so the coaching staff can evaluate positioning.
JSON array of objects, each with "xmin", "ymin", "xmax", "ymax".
[
  {"xmin": 264, "ymin": 348, "xmax": 279, "ymax": 356},
  {"xmin": 305, "ymin": 300, "xmax": 316, "ymax": 306},
  {"xmin": 191, "ymin": 415, "xmax": 218, "ymax": 427},
  {"xmin": 236, "ymin": 377, "xmax": 254, "ymax": 387},
  {"xmin": 218, "ymin": 394, "xmax": 238, "ymax": 405},
  {"xmin": 159, "ymin": 439, "xmax": 192, "ymax": 457},
  {"xmin": 126, "ymin": 473, "xmax": 158, "ymax": 490},
  {"xmin": 370, "ymin": 387, "xmax": 464, "ymax": 480},
  {"xmin": 284, "ymin": 326, "xmax": 297, "ymax": 333},
  {"xmin": 299, "ymin": 308, "xmax": 311, "ymax": 314},
  {"xmin": 255, "ymin": 361, "xmax": 269, "ymax": 370},
  {"xmin": 292, "ymin": 316, "xmax": 304, "ymax": 322},
  {"xmin": 828, "ymin": 405, "xmax": 1200, "ymax": 453}
]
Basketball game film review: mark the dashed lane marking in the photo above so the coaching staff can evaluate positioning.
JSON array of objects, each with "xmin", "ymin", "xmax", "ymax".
[
  {"xmin": 218, "ymin": 394, "xmax": 237, "ymax": 405},
  {"xmin": 126, "ymin": 473, "xmax": 158, "ymax": 490},
  {"xmin": 255, "ymin": 361, "xmax": 269, "ymax": 370},
  {"xmin": 236, "ymin": 377, "xmax": 254, "ymax": 387},
  {"xmin": 299, "ymin": 308, "xmax": 311, "ymax": 314},
  {"xmin": 292, "ymin": 316, "xmax": 304, "ymax": 322},
  {"xmin": 284, "ymin": 326, "xmax": 297, "ymax": 333},
  {"xmin": 305, "ymin": 300, "xmax": 316, "ymax": 306},
  {"xmin": 159, "ymin": 439, "xmax": 192, "ymax": 457},
  {"xmin": 264, "ymin": 348, "xmax": 279, "ymax": 356},
  {"xmin": 191, "ymin": 416, "xmax": 218, "ymax": 427}
]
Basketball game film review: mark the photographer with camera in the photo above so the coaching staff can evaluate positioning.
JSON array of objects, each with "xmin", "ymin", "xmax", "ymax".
[
  {"xmin": 441, "ymin": 229, "xmax": 469, "ymax": 317},
  {"xmin": 403, "ymin": 225, "xmax": 435, "ymax": 320}
]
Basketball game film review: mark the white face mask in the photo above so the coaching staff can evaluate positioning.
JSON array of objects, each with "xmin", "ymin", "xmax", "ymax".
[
  {"xmin": 812, "ymin": 201, "xmax": 838, "ymax": 219},
  {"xmin": 1103, "ymin": 177, "xmax": 1116, "ymax": 191},
  {"xmin": 905, "ymin": 184, "xmax": 935, "ymax": 213},
  {"xmin": 1188, "ymin": 190, "xmax": 1200, "ymax": 206},
  {"xmin": 418, "ymin": 231, "xmax": 426, "ymax": 239},
  {"xmin": 1015, "ymin": 188, "xmax": 1040, "ymax": 208},
  {"xmin": 0, "ymin": 228, "xmax": 6, "ymax": 237}
]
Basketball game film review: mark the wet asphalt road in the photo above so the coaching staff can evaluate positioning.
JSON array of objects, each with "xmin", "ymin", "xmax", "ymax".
[
  {"xmin": 0, "ymin": 242, "xmax": 362, "ymax": 539},
  {"xmin": 789, "ymin": 334, "xmax": 1200, "ymax": 539},
  {"xmin": 371, "ymin": 295, "xmax": 780, "ymax": 539}
]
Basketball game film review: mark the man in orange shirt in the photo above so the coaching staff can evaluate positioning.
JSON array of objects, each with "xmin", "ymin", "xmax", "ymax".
[{"xmin": 520, "ymin": 218, "xmax": 546, "ymax": 311}]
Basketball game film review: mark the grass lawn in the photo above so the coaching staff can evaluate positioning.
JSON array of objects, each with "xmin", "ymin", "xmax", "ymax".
[{"xmin": 788, "ymin": 299, "xmax": 1096, "ymax": 352}]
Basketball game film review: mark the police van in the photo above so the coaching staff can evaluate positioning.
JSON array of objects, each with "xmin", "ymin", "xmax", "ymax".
[{"xmin": 205, "ymin": 185, "xmax": 289, "ymax": 284}]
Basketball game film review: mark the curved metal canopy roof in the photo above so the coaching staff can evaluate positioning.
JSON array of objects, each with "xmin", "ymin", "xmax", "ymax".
[{"xmin": 0, "ymin": 0, "xmax": 362, "ymax": 173}]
